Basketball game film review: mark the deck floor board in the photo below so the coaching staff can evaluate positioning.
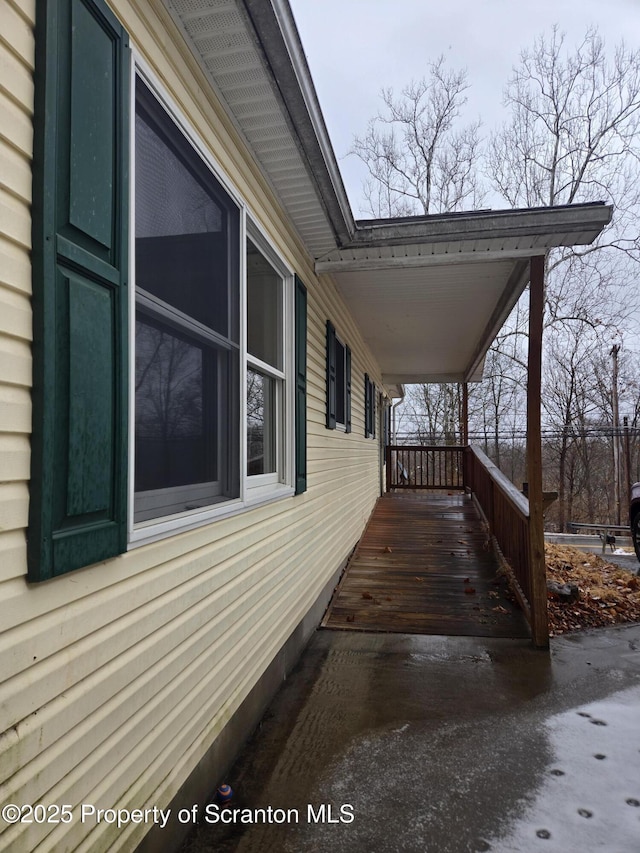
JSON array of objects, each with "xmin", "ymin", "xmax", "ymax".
[{"xmin": 322, "ymin": 491, "xmax": 530, "ymax": 639}]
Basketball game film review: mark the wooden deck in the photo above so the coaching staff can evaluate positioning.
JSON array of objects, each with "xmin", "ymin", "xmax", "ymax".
[{"xmin": 322, "ymin": 491, "xmax": 530, "ymax": 639}]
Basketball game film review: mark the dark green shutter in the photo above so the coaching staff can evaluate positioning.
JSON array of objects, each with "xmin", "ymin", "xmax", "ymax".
[
  {"xmin": 295, "ymin": 276, "xmax": 307, "ymax": 495},
  {"xmin": 29, "ymin": 0, "xmax": 130, "ymax": 581},
  {"xmin": 345, "ymin": 346, "xmax": 352, "ymax": 433},
  {"xmin": 326, "ymin": 321, "xmax": 336, "ymax": 429}
]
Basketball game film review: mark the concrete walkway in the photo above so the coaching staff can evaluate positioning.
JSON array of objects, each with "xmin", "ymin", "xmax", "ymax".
[{"xmin": 181, "ymin": 625, "xmax": 640, "ymax": 853}]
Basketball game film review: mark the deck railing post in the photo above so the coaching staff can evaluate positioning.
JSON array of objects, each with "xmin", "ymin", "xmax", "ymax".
[{"xmin": 385, "ymin": 445, "xmax": 392, "ymax": 492}]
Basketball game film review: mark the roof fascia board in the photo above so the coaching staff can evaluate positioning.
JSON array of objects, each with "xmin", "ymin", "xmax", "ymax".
[
  {"xmin": 348, "ymin": 203, "xmax": 613, "ymax": 250},
  {"xmin": 384, "ymin": 372, "xmax": 468, "ymax": 384},
  {"xmin": 242, "ymin": 0, "xmax": 355, "ymax": 246}
]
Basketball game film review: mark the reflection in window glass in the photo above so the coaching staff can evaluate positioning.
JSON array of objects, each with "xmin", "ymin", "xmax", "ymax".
[
  {"xmin": 247, "ymin": 238, "xmax": 282, "ymax": 369},
  {"xmin": 135, "ymin": 314, "xmax": 214, "ymax": 491},
  {"xmin": 135, "ymin": 88, "xmax": 235, "ymax": 339},
  {"xmin": 247, "ymin": 369, "xmax": 277, "ymax": 475}
]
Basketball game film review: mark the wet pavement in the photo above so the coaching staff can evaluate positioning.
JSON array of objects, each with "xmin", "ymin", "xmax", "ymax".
[{"xmin": 180, "ymin": 625, "xmax": 640, "ymax": 853}]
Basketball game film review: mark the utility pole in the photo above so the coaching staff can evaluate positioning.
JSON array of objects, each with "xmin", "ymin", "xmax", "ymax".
[
  {"xmin": 623, "ymin": 416, "xmax": 631, "ymax": 509},
  {"xmin": 611, "ymin": 344, "xmax": 621, "ymax": 526}
]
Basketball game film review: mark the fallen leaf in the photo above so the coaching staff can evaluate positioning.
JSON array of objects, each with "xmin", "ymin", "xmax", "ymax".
[
  {"xmin": 383, "ymin": 546, "xmax": 392, "ymax": 553},
  {"xmin": 492, "ymin": 605, "xmax": 509, "ymax": 614},
  {"xmin": 362, "ymin": 591, "xmax": 373, "ymax": 600},
  {"xmin": 464, "ymin": 586, "xmax": 476, "ymax": 594}
]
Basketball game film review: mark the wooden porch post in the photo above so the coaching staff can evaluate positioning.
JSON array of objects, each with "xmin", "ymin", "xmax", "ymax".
[
  {"xmin": 527, "ymin": 256, "xmax": 549, "ymax": 648},
  {"xmin": 462, "ymin": 383, "xmax": 469, "ymax": 445}
]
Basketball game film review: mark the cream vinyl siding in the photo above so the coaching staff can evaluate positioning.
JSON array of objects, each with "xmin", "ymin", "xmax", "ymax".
[
  {"xmin": 0, "ymin": 1, "xmax": 383, "ymax": 851},
  {"xmin": 0, "ymin": 0, "xmax": 33, "ymax": 599}
]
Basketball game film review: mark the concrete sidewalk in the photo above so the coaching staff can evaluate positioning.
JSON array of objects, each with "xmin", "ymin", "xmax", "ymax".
[{"xmin": 181, "ymin": 625, "xmax": 640, "ymax": 853}]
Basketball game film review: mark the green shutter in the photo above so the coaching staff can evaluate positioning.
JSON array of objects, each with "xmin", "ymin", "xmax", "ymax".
[
  {"xmin": 295, "ymin": 276, "xmax": 307, "ymax": 495},
  {"xmin": 345, "ymin": 346, "xmax": 352, "ymax": 434},
  {"xmin": 326, "ymin": 320, "xmax": 336, "ymax": 429},
  {"xmin": 29, "ymin": 0, "xmax": 130, "ymax": 580}
]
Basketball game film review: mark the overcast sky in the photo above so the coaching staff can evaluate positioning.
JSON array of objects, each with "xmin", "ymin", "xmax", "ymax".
[{"xmin": 289, "ymin": 0, "xmax": 640, "ymax": 218}]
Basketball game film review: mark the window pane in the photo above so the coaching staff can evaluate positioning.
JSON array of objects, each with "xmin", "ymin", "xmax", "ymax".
[
  {"xmin": 135, "ymin": 312, "xmax": 218, "ymax": 487},
  {"xmin": 135, "ymin": 312, "xmax": 238, "ymax": 520},
  {"xmin": 247, "ymin": 238, "xmax": 282, "ymax": 369},
  {"xmin": 135, "ymin": 81, "xmax": 238, "ymax": 341},
  {"xmin": 247, "ymin": 368, "xmax": 277, "ymax": 475}
]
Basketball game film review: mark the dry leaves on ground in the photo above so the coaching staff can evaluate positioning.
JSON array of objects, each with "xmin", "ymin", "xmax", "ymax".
[{"xmin": 545, "ymin": 543, "xmax": 640, "ymax": 636}]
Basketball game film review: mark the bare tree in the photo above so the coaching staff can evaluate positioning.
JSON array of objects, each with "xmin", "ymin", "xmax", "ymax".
[
  {"xmin": 482, "ymin": 27, "xmax": 640, "ymax": 518},
  {"xmin": 400, "ymin": 383, "xmax": 463, "ymax": 444},
  {"xmin": 488, "ymin": 26, "xmax": 640, "ymax": 328},
  {"xmin": 352, "ymin": 56, "xmax": 485, "ymax": 217}
]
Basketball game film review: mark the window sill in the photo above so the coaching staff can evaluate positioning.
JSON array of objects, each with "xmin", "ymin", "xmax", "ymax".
[
  {"xmin": 245, "ymin": 481, "xmax": 294, "ymax": 506},
  {"xmin": 128, "ymin": 485, "xmax": 295, "ymax": 548}
]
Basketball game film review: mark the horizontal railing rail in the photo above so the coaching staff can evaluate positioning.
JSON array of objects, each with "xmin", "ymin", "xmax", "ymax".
[
  {"xmin": 463, "ymin": 445, "xmax": 532, "ymax": 621},
  {"xmin": 386, "ymin": 445, "xmax": 465, "ymax": 491}
]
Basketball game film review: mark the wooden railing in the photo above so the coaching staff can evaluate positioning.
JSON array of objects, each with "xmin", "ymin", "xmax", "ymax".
[
  {"xmin": 385, "ymin": 443, "xmax": 540, "ymax": 640},
  {"xmin": 463, "ymin": 445, "xmax": 533, "ymax": 624},
  {"xmin": 386, "ymin": 445, "xmax": 465, "ymax": 491}
]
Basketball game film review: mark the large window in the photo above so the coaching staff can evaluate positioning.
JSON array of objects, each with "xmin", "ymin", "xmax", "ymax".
[
  {"xmin": 133, "ymin": 78, "xmax": 294, "ymax": 529},
  {"xmin": 134, "ymin": 80, "xmax": 240, "ymax": 522}
]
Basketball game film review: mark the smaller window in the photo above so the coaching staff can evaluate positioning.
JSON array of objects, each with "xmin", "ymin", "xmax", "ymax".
[
  {"xmin": 246, "ymin": 235, "xmax": 288, "ymax": 485},
  {"xmin": 326, "ymin": 321, "xmax": 351, "ymax": 432},
  {"xmin": 364, "ymin": 374, "xmax": 376, "ymax": 438}
]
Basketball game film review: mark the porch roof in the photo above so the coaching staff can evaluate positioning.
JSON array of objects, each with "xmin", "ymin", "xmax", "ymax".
[
  {"xmin": 165, "ymin": 0, "xmax": 612, "ymax": 391},
  {"xmin": 316, "ymin": 203, "xmax": 612, "ymax": 387}
]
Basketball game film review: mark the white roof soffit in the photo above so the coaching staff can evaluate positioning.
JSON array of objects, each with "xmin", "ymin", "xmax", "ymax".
[
  {"xmin": 164, "ymin": 0, "xmax": 354, "ymax": 255},
  {"xmin": 315, "ymin": 204, "xmax": 612, "ymax": 386}
]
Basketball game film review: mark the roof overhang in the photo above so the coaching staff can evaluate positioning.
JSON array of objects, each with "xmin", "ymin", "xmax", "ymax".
[
  {"xmin": 164, "ymin": 0, "xmax": 354, "ymax": 256},
  {"xmin": 316, "ymin": 204, "xmax": 612, "ymax": 385}
]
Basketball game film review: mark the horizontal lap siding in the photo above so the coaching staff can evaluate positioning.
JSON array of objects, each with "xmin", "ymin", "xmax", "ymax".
[
  {"xmin": 0, "ymin": 0, "xmax": 33, "ymax": 599},
  {"xmin": 0, "ymin": 1, "xmax": 383, "ymax": 850}
]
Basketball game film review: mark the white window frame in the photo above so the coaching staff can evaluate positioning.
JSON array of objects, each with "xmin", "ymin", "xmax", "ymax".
[
  {"xmin": 244, "ymin": 219, "xmax": 294, "ymax": 499},
  {"xmin": 128, "ymin": 57, "xmax": 294, "ymax": 547}
]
